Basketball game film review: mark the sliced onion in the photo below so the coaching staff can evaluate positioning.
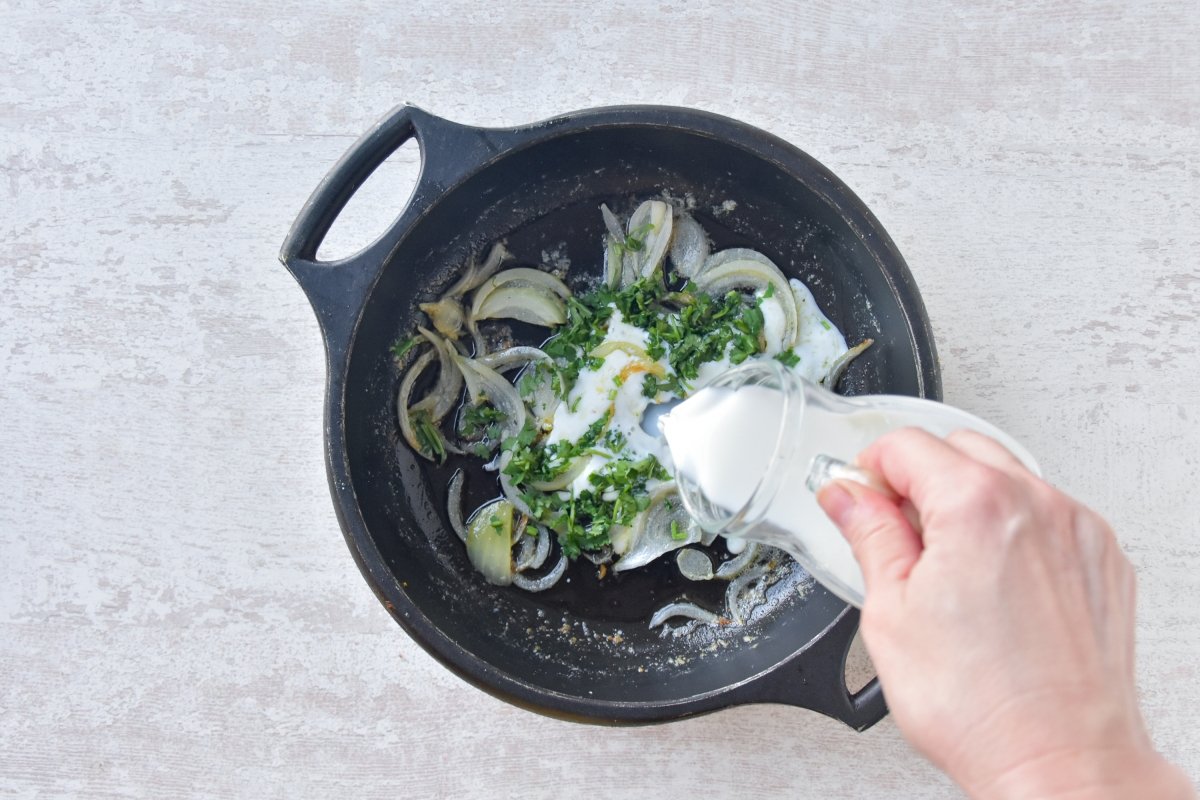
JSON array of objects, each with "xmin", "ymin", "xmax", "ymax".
[
  {"xmin": 467, "ymin": 266, "xmax": 570, "ymax": 351},
  {"xmin": 649, "ymin": 601, "xmax": 720, "ymax": 629},
  {"xmin": 409, "ymin": 328, "xmax": 464, "ymax": 423},
  {"xmin": 512, "ymin": 552, "xmax": 567, "ymax": 592},
  {"xmin": 466, "ymin": 500, "xmax": 516, "ymax": 586},
  {"xmin": 451, "ymin": 352, "xmax": 526, "ymax": 441},
  {"xmin": 823, "ymin": 338, "xmax": 874, "ymax": 389},
  {"xmin": 529, "ymin": 454, "xmax": 590, "ymax": 491},
  {"xmin": 589, "ymin": 341, "xmax": 667, "ymax": 383},
  {"xmin": 602, "ymin": 204, "xmax": 626, "ymax": 288},
  {"xmin": 605, "ymin": 240, "xmax": 624, "ymax": 289},
  {"xmin": 715, "ymin": 542, "xmax": 761, "ymax": 579},
  {"xmin": 614, "ymin": 485, "xmax": 700, "ymax": 572},
  {"xmin": 701, "ymin": 247, "xmax": 779, "ymax": 274},
  {"xmin": 695, "ymin": 253, "xmax": 799, "ymax": 347},
  {"xmin": 499, "ymin": 467, "xmax": 540, "ymax": 521},
  {"xmin": 478, "ymin": 345, "xmax": 554, "ymax": 373},
  {"xmin": 474, "ymin": 285, "xmax": 567, "ymax": 327},
  {"xmin": 472, "ymin": 267, "xmax": 571, "ymax": 305},
  {"xmin": 589, "ymin": 340, "xmax": 650, "ymax": 360},
  {"xmin": 600, "ymin": 203, "xmax": 625, "ymax": 242},
  {"xmin": 620, "ymin": 248, "xmax": 641, "ymax": 287},
  {"xmin": 619, "ymin": 358, "xmax": 667, "ymax": 382},
  {"xmin": 516, "ymin": 523, "xmax": 551, "ymax": 571},
  {"xmin": 609, "ymin": 523, "xmax": 634, "ymax": 555},
  {"xmin": 514, "ymin": 517, "xmax": 534, "ymax": 566},
  {"xmin": 397, "ymin": 347, "xmax": 438, "ymax": 459},
  {"xmin": 466, "ymin": 317, "xmax": 487, "ymax": 357},
  {"xmin": 668, "ymin": 213, "xmax": 710, "ymax": 279},
  {"xmin": 419, "ymin": 298, "xmax": 465, "ymax": 340},
  {"xmin": 447, "ymin": 469, "xmax": 467, "ymax": 543},
  {"xmin": 626, "ymin": 200, "xmax": 673, "ymax": 279},
  {"xmin": 476, "ymin": 346, "xmax": 561, "ymax": 428},
  {"xmin": 726, "ymin": 562, "xmax": 771, "ymax": 625},
  {"xmin": 676, "ymin": 548, "xmax": 714, "ymax": 581},
  {"xmin": 444, "ymin": 242, "xmax": 511, "ymax": 298}
]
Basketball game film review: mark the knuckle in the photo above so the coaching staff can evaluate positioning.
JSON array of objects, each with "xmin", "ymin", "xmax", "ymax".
[
  {"xmin": 868, "ymin": 426, "xmax": 934, "ymax": 460},
  {"xmin": 953, "ymin": 464, "xmax": 1015, "ymax": 514},
  {"xmin": 945, "ymin": 428, "xmax": 981, "ymax": 449}
]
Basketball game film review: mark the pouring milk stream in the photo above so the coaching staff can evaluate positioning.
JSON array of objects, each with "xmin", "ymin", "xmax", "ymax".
[{"xmin": 659, "ymin": 360, "xmax": 1039, "ymax": 607}]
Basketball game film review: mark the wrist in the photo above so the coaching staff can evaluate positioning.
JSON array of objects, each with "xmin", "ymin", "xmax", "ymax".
[{"xmin": 970, "ymin": 746, "xmax": 1194, "ymax": 800}]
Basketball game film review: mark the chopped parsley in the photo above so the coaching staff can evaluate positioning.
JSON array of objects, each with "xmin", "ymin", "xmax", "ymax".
[
  {"xmin": 621, "ymin": 221, "xmax": 656, "ymax": 252},
  {"xmin": 459, "ymin": 403, "xmax": 505, "ymax": 440},
  {"xmin": 416, "ymin": 245, "xmax": 798, "ymax": 558},
  {"xmin": 390, "ymin": 335, "xmax": 422, "ymax": 360},
  {"xmin": 411, "ymin": 410, "xmax": 446, "ymax": 463},
  {"xmin": 775, "ymin": 347, "xmax": 801, "ymax": 368},
  {"xmin": 540, "ymin": 455, "xmax": 670, "ymax": 557},
  {"xmin": 609, "ymin": 221, "xmax": 656, "ymax": 256}
]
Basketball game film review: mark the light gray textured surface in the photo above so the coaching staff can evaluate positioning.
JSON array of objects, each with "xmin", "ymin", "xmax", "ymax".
[{"xmin": 2, "ymin": 2, "xmax": 1197, "ymax": 797}]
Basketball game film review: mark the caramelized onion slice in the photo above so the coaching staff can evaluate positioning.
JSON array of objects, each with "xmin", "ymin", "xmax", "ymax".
[
  {"xmin": 397, "ymin": 348, "xmax": 442, "ymax": 460},
  {"xmin": 444, "ymin": 242, "xmax": 511, "ymax": 298},
  {"xmin": 451, "ymin": 352, "xmax": 527, "ymax": 442},
  {"xmin": 823, "ymin": 339, "xmax": 874, "ymax": 390},
  {"xmin": 668, "ymin": 213, "xmax": 710, "ymax": 279},
  {"xmin": 465, "ymin": 499, "xmax": 517, "ymax": 586},
  {"xmin": 409, "ymin": 328, "xmax": 464, "ymax": 423},
  {"xmin": 614, "ymin": 485, "xmax": 700, "ymax": 572},
  {"xmin": 626, "ymin": 200, "xmax": 673, "ymax": 280},
  {"xmin": 474, "ymin": 286, "xmax": 567, "ymax": 327}
]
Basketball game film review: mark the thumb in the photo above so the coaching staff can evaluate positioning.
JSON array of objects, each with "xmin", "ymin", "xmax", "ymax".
[{"xmin": 817, "ymin": 479, "xmax": 923, "ymax": 594}]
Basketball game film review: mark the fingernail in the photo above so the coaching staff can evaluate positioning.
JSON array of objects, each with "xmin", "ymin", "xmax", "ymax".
[{"xmin": 817, "ymin": 482, "xmax": 856, "ymax": 528}]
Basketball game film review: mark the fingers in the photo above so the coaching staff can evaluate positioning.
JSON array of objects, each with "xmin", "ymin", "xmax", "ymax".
[
  {"xmin": 818, "ymin": 479, "xmax": 923, "ymax": 596},
  {"xmin": 945, "ymin": 429, "xmax": 1032, "ymax": 478},
  {"xmin": 855, "ymin": 428, "xmax": 980, "ymax": 510}
]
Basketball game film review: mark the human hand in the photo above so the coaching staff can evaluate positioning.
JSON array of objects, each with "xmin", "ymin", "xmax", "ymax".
[{"xmin": 816, "ymin": 428, "xmax": 1194, "ymax": 799}]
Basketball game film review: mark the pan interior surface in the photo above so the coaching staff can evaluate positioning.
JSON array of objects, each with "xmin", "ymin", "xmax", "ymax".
[{"xmin": 341, "ymin": 123, "xmax": 924, "ymax": 705}]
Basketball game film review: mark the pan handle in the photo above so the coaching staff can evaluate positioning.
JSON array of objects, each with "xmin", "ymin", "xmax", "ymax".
[
  {"xmin": 740, "ymin": 607, "xmax": 887, "ymax": 730},
  {"xmin": 279, "ymin": 104, "xmax": 506, "ymax": 351}
]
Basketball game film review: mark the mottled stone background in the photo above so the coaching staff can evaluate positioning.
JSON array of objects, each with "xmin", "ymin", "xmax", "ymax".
[{"xmin": 2, "ymin": 2, "xmax": 1196, "ymax": 797}]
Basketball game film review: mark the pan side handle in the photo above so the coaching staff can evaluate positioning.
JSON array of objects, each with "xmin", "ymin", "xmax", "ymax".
[
  {"xmin": 279, "ymin": 104, "xmax": 503, "ymax": 355},
  {"xmin": 733, "ymin": 607, "xmax": 888, "ymax": 731}
]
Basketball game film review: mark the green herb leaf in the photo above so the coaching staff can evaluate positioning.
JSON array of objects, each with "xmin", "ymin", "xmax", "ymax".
[
  {"xmin": 390, "ymin": 336, "xmax": 422, "ymax": 360},
  {"xmin": 623, "ymin": 221, "xmax": 655, "ymax": 253},
  {"xmin": 459, "ymin": 403, "xmax": 506, "ymax": 439},
  {"xmin": 411, "ymin": 410, "xmax": 446, "ymax": 463},
  {"xmin": 775, "ymin": 348, "xmax": 801, "ymax": 368}
]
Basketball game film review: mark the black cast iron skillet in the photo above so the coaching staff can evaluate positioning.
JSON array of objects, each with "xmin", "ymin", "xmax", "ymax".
[{"xmin": 280, "ymin": 104, "xmax": 940, "ymax": 728}]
